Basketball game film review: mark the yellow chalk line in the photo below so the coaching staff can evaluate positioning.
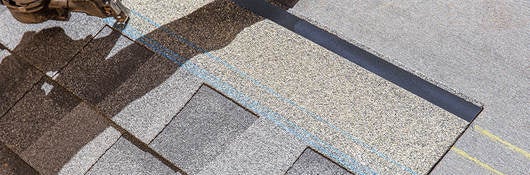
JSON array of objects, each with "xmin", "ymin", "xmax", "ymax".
[
  {"xmin": 451, "ymin": 147, "xmax": 505, "ymax": 175},
  {"xmin": 474, "ymin": 125, "xmax": 530, "ymax": 159}
]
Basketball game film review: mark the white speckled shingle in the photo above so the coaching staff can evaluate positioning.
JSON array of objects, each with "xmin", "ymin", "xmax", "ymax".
[
  {"xmin": 186, "ymin": 19, "xmax": 467, "ymax": 174},
  {"xmin": 86, "ymin": 137, "xmax": 179, "ymax": 175}
]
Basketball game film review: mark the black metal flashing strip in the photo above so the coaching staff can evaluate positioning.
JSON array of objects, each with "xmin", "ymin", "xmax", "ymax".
[{"xmin": 232, "ymin": 0, "xmax": 482, "ymax": 122}]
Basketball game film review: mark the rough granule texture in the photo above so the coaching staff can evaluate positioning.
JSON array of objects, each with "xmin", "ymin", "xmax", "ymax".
[
  {"xmin": 188, "ymin": 19, "xmax": 467, "ymax": 174},
  {"xmin": 290, "ymin": 0, "xmax": 529, "ymax": 174},
  {"xmin": 0, "ymin": 53, "xmax": 42, "ymax": 117},
  {"xmin": 0, "ymin": 8, "xmax": 104, "ymax": 72},
  {"xmin": 150, "ymin": 86, "xmax": 258, "ymax": 174},
  {"xmin": 0, "ymin": 77, "xmax": 115, "ymax": 174},
  {"xmin": 0, "ymin": 143, "xmax": 38, "ymax": 175},
  {"xmin": 198, "ymin": 118, "xmax": 306, "ymax": 174},
  {"xmin": 286, "ymin": 148, "xmax": 353, "ymax": 175},
  {"xmin": 87, "ymin": 137, "xmax": 179, "ymax": 175}
]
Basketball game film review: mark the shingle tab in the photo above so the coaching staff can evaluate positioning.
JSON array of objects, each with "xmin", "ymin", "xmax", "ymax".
[
  {"xmin": 150, "ymin": 85, "xmax": 258, "ymax": 174},
  {"xmin": 198, "ymin": 118, "xmax": 306, "ymax": 174},
  {"xmin": 86, "ymin": 137, "xmax": 179, "ymax": 175},
  {"xmin": 0, "ymin": 142, "xmax": 38, "ymax": 175},
  {"xmin": 287, "ymin": 148, "xmax": 353, "ymax": 175},
  {"xmin": 0, "ymin": 51, "xmax": 42, "ymax": 117},
  {"xmin": 0, "ymin": 78, "xmax": 116, "ymax": 175},
  {"xmin": 0, "ymin": 6, "xmax": 105, "ymax": 72},
  {"xmin": 57, "ymin": 26, "xmax": 203, "ymax": 143},
  {"xmin": 57, "ymin": 26, "xmax": 154, "ymax": 106}
]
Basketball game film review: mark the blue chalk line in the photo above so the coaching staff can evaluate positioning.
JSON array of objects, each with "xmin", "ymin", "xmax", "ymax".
[
  {"xmin": 103, "ymin": 17, "xmax": 376, "ymax": 175},
  {"xmin": 104, "ymin": 8, "xmax": 417, "ymax": 174},
  {"xmin": 128, "ymin": 10, "xmax": 418, "ymax": 175}
]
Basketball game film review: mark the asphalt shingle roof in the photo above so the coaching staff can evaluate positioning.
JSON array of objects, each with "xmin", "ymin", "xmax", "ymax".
[{"xmin": 0, "ymin": 0, "xmax": 527, "ymax": 174}]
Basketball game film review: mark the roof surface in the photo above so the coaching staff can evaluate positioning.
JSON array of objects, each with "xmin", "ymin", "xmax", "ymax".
[{"xmin": 0, "ymin": 0, "xmax": 528, "ymax": 174}]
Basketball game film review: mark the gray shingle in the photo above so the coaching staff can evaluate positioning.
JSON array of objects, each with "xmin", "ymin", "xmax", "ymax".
[
  {"xmin": 150, "ymin": 85, "xmax": 258, "ymax": 174},
  {"xmin": 112, "ymin": 1, "xmax": 470, "ymax": 173},
  {"xmin": 198, "ymin": 118, "xmax": 306, "ymax": 175},
  {"xmin": 186, "ymin": 19, "xmax": 467, "ymax": 174},
  {"xmin": 87, "ymin": 137, "xmax": 179, "ymax": 175},
  {"xmin": 286, "ymin": 148, "xmax": 353, "ymax": 175},
  {"xmin": 108, "ymin": 66, "xmax": 203, "ymax": 143}
]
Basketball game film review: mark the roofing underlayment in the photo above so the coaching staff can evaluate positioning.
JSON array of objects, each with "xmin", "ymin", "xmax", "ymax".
[{"xmin": 0, "ymin": 0, "xmax": 528, "ymax": 174}]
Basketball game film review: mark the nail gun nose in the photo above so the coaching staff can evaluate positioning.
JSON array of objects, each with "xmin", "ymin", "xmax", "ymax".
[
  {"xmin": 59, "ymin": 0, "xmax": 130, "ymax": 24},
  {"xmin": 1, "ymin": 0, "xmax": 129, "ymax": 24},
  {"xmin": 104, "ymin": 0, "xmax": 130, "ymax": 24}
]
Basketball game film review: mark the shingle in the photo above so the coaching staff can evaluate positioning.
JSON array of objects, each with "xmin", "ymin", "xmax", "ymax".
[
  {"xmin": 108, "ymin": 1, "xmax": 470, "ymax": 173},
  {"xmin": 186, "ymin": 19, "xmax": 467, "ymax": 174},
  {"xmin": 0, "ymin": 51, "xmax": 42, "ymax": 117},
  {"xmin": 122, "ymin": 0, "xmax": 214, "ymax": 32},
  {"xmin": 107, "ymin": 66, "xmax": 203, "ymax": 143},
  {"xmin": 0, "ymin": 6, "xmax": 6, "ymax": 14},
  {"xmin": 198, "ymin": 118, "xmax": 306, "ymax": 175},
  {"xmin": 20, "ymin": 103, "xmax": 116, "ymax": 175},
  {"xmin": 0, "ymin": 78, "xmax": 80, "ymax": 154},
  {"xmin": 57, "ymin": 26, "xmax": 154, "ymax": 106},
  {"xmin": 86, "ymin": 137, "xmax": 179, "ymax": 175},
  {"xmin": 0, "ymin": 7, "xmax": 105, "ymax": 72},
  {"xmin": 286, "ymin": 148, "xmax": 353, "ymax": 175},
  {"xmin": 57, "ymin": 126, "xmax": 121, "ymax": 175},
  {"xmin": 142, "ymin": 0, "xmax": 262, "ymax": 64},
  {"xmin": 0, "ymin": 77, "xmax": 116, "ymax": 175},
  {"xmin": 432, "ymin": 128, "xmax": 530, "ymax": 175},
  {"xmin": 430, "ymin": 148, "xmax": 497, "ymax": 175},
  {"xmin": 57, "ymin": 26, "xmax": 203, "ymax": 143},
  {"xmin": 0, "ymin": 142, "xmax": 38, "ymax": 175},
  {"xmin": 10, "ymin": 27, "xmax": 93, "ymax": 72},
  {"xmin": 150, "ymin": 85, "xmax": 258, "ymax": 174}
]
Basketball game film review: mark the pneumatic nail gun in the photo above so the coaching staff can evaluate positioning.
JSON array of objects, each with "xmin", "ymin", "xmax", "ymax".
[{"xmin": 1, "ymin": 0, "xmax": 129, "ymax": 24}]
